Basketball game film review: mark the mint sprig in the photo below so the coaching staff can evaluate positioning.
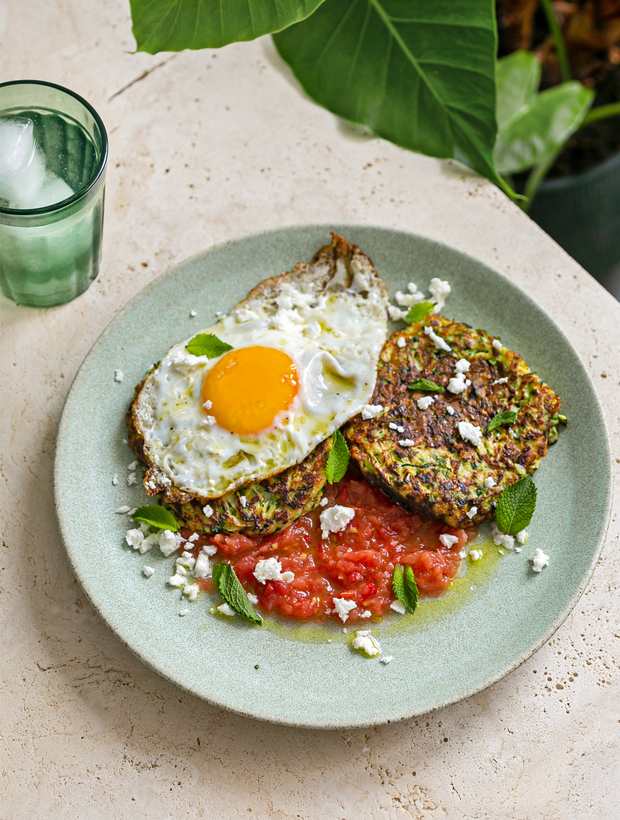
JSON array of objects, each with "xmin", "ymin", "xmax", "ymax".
[
  {"xmin": 325, "ymin": 429, "xmax": 350, "ymax": 484},
  {"xmin": 132, "ymin": 505, "xmax": 180, "ymax": 531},
  {"xmin": 486, "ymin": 410, "xmax": 518, "ymax": 433},
  {"xmin": 406, "ymin": 301, "xmax": 434, "ymax": 323},
  {"xmin": 408, "ymin": 378, "xmax": 444, "ymax": 393},
  {"xmin": 212, "ymin": 562, "xmax": 262, "ymax": 625},
  {"xmin": 392, "ymin": 564, "xmax": 419, "ymax": 614},
  {"xmin": 495, "ymin": 474, "xmax": 537, "ymax": 535},
  {"xmin": 186, "ymin": 333, "xmax": 233, "ymax": 358}
]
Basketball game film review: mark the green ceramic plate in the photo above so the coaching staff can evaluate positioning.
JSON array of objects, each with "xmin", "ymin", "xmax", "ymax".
[{"xmin": 55, "ymin": 224, "xmax": 612, "ymax": 729}]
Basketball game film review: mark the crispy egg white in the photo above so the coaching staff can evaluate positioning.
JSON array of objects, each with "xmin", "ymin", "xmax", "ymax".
[{"xmin": 133, "ymin": 246, "xmax": 388, "ymax": 498}]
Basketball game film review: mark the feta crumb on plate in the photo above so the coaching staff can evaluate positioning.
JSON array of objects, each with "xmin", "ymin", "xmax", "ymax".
[
  {"xmin": 492, "ymin": 339, "xmax": 503, "ymax": 351},
  {"xmin": 458, "ymin": 421, "xmax": 483, "ymax": 447},
  {"xmin": 159, "ymin": 529, "xmax": 183, "ymax": 557},
  {"xmin": 352, "ymin": 630, "xmax": 381, "ymax": 657},
  {"xmin": 484, "ymin": 476, "xmax": 496, "ymax": 488},
  {"xmin": 424, "ymin": 325, "xmax": 452, "ymax": 352},
  {"xmin": 179, "ymin": 608, "xmax": 190, "ymax": 616},
  {"xmin": 531, "ymin": 548, "xmax": 549, "ymax": 572},
  {"xmin": 254, "ymin": 557, "xmax": 294, "ymax": 584},
  {"xmin": 361, "ymin": 403, "xmax": 384, "ymax": 420},
  {"xmin": 203, "ymin": 504, "xmax": 213, "ymax": 518},
  {"xmin": 398, "ymin": 439, "xmax": 416, "ymax": 447},
  {"xmin": 466, "ymin": 506, "xmax": 478, "ymax": 520},
  {"xmin": 397, "ymin": 336, "xmax": 406, "ymax": 348},
  {"xmin": 114, "ymin": 369, "xmax": 124, "ymax": 383},
  {"xmin": 217, "ymin": 602, "xmax": 236, "ymax": 617},
  {"xmin": 142, "ymin": 566, "xmax": 154, "ymax": 578},
  {"xmin": 116, "ymin": 505, "xmax": 131, "ymax": 514},
  {"xmin": 439, "ymin": 533, "xmax": 458, "ymax": 548},
  {"xmin": 380, "ymin": 655, "xmax": 393, "ymax": 665},
  {"xmin": 127, "ymin": 472, "xmax": 138, "ymax": 486},
  {"xmin": 417, "ymin": 396, "xmax": 435, "ymax": 411},
  {"xmin": 469, "ymin": 549, "xmax": 483, "ymax": 562},
  {"xmin": 390, "ymin": 600, "xmax": 407, "ymax": 615},
  {"xmin": 491, "ymin": 521, "xmax": 515, "ymax": 550}
]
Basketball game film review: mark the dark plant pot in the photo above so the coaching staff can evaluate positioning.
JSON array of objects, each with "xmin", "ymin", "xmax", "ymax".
[{"xmin": 527, "ymin": 150, "xmax": 620, "ymax": 289}]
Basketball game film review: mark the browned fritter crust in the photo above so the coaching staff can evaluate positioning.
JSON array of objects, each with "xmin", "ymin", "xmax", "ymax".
[{"xmin": 344, "ymin": 315, "xmax": 561, "ymax": 528}]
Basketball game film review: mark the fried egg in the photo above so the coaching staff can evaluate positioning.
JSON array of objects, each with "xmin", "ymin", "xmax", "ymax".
[{"xmin": 131, "ymin": 236, "xmax": 389, "ymax": 499}]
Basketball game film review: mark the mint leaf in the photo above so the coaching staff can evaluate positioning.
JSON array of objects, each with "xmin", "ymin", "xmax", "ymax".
[
  {"xmin": 212, "ymin": 562, "xmax": 262, "ymax": 625},
  {"xmin": 495, "ymin": 475, "xmax": 537, "ymax": 535},
  {"xmin": 186, "ymin": 333, "xmax": 233, "ymax": 358},
  {"xmin": 486, "ymin": 410, "xmax": 518, "ymax": 433},
  {"xmin": 392, "ymin": 564, "xmax": 419, "ymax": 615},
  {"xmin": 132, "ymin": 505, "xmax": 179, "ymax": 531},
  {"xmin": 408, "ymin": 378, "xmax": 444, "ymax": 393},
  {"xmin": 325, "ymin": 430, "xmax": 350, "ymax": 484},
  {"xmin": 406, "ymin": 301, "xmax": 434, "ymax": 323}
]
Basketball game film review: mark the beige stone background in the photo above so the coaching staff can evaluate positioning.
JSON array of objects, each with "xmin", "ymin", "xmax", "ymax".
[{"xmin": 1, "ymin": 2, "xmax": 619, "ymax": 818}]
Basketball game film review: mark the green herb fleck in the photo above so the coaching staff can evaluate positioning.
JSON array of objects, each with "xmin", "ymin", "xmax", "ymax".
[
  {"xmin": 186, "ymin": 333, "xmax": 233, "ymax": 358},
  {"xmin": 406, "ymin": 301, "xmax": 434, "ymax": 323},
  {"xmin": 495, "ymin": 475, "xmax": 537, "ymax": 535},
  {"xmin": 212, "ymin": 562, "xmax": 262, "ymax": 625},
  {"xmin": 408, "ymin": 378, "xmax": 444, "ymax": 393},
  {"xmin": 325, "ymin": 430, "xmax": 350, "ymax": 484},
  {"xmin": 486, "ymin": 409, "xmax": 518, "ymax": 433},
  {"xmin": 392, "ymin": 564, "xmax": 419, "ymax": 614},
  {"xmin": 132, "ymin": 505, "xmax": 180, "ymax": 531}
]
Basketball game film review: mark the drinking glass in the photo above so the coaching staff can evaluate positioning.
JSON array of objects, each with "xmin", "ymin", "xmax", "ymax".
[{"xmin": 0, "ymin": 80, "xmax": 108, "ymax": 307}]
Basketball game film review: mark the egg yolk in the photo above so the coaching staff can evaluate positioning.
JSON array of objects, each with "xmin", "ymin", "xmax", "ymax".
[{"xmin": 202, "ymin": 346, "xmax": 299, "ymax": 435}]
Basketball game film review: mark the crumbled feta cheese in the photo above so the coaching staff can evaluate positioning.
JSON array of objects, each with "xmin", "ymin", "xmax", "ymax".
[
  {"xmin": 116, "ymin": 505, "xmax": 131, "ymax": 514},
  {"xmin": 129, "ymin": 508, "xmax": 138, "ymax": 516},
  {"xmin": 455, "ymin": 358, "xmax": 470, "ymax": 374},
  {"xmin": 515, "ymin": 547, "xmax": 522, "ymax": 553},
  {"xmin": 320, "ymin": 505, "xmax": 355, "ymax": 539},
  {"xmin": 215, "ymin": 310, "xmax": 222, "ymax": 317},
  {"xmin": 516, "ymin": 529, "xmax": 529, "ymax": 545},
  {"xmin": 127, "ymin": 472, "xmax": 138, "ymax": 486},
  {"xmin": 388, "ymin": 305, "xmax": 409, "ymax": 322},
  {"xmin": 429, "ymin": 277, "xmax": 451, "ymax": 311},
  {"xmin": 417, "ymin": 396, "xmax": 435, "ymax": 411},
  {"xmin": 168, "ymin": 574, "xmax": 185, "ymax": 588},
  {"xmin": 446, "ymin": 406, "xmax": 455, "ymax": 416},
  {"xmin": 395, "ymin": 285, "xmax": 424, "ymax": 306},
  {"xmin": 114, "ymin": 369, "xmax": 124, "ymax": 383},
  {"xmin": 380, "ymin": 655, "xmax": 393, "ymax": 665},
  {"xmin": 398, "ymin": 439, "xmax": 416, "ymax": 447},
  {"xmin": 159, "ymin": 529, "xmax": 183, "ymax": 557},
  {"xmin": 253, "ymin": 557, "xmax": 293, "ymax": 584},
  {"xmin": 492, "ymin": 339, "xmax": 503, "ymax": 351},
  {"xmin": 491, "ymin": 521, "xmax": 515, "ymax": 550},
  {"xmin": 447, "ymin": 372, "xmax": 471, "ymax": 394},
  {"xmin": 202, "ymin": 415, "xmax": 216, "ymax": 426},
  {"xmin": 112, "ymin": 474, "xmax": 119, "ymax": 485},
  {"xmin": 484, "ymin": 476, "xmax": 496, "ymax": 489},
  {"xmin": 179, "ymin": 608, "xmax": 190, "ymax": 616},
  {"xmin": 235, "ymin": 307, "xmax": 259, "ymax": 323},
  {"xmin": 190, "ymin": 310, "xmax": 197, "ymax": 317},
  {"xmin": 175, "ymin": 565, "xmax": 187, "ymax": 577},
  {"xmin": 320, "ymin": 496, "xmax": 329, "ymax": 507},
  {"xmin": 423, "ymin": 325, "xmax": 452, "ymax": 352},
  {"xmin": 187, "ymin": 533, "xmax": 199, "ymax": 542},
  {"xmin": 439, "ymin": 534, "xmax": 459, "ymax": 548},
  {"xmin": 177, "ymin": 551, "xmax": 196, "ymax": 571},
  {"xmin": 203, "ymin": 399, "xmax": 212, "ymax": 410},
  {"xmin": 397, "ymin": 336, "xmax": 407, "ymax": 348},
  {"xmin": 142, "ymin": 566, "xmax": 155, "ymax": 578},
  {"xmin": 360, "ymin": 610, "xmax": 372, "ymax": 619},
  {"xmin": 492, "ymin": 377, "xmax": 508, "ymax": 385},
  {"xmin": 127, "ymin": 460, "xmax": 138, "ymax": 470},
  {"xmin": 390, "ymin": 600, "xmax": 407, "ymax": 615},
  {"xmin": 194, "ymin": 552, "xmax": 211, "ymax": 579},
  {"xmin": 203, "ymin": 504, "xmax": 214, "ymax": 518},
  {"xmin": 466, "ymin": 506, "xmax": 478, "ymax": 520},
  {"xmin": 458, "ymin": 421, "xmax": 483, "ymax": 447},
  {"xmin": 333, "ymin": 597, "xmax": 357, "ymax": 622},
  {"xmin": 140, "ymin": 532, "xmax": 160, "ymax": 554},
  {"xmin": 361, "ymin": 403, "xmax": 384, "ymax": 420},
  {"xmin": 201, "ymin": 542, "xmax": 217, "ymax": 557},
  {"xmin": 217, "ymin": 602, "xmax": 236, "ymax": 616},
  {"xmin": 183, "ymin": 583, "xmax": 200, "ymax": 601},
  {"xmin": 469, "ymin": 549, "xmax": 483, "ymax": 562},
  {"xmin": 125, "ymin": 528, "xmax": 144, "ymax": 550},
  {"xmin": 247, "ymin": 593, "xmax": 259, "ymax": 605},
  {"xmin": 531, "ymin": 548, "xmax": 549, "ymax": 572},
  {"xmin": 352, "ymin": 630, "xmax": 381, "ymax": 657}
]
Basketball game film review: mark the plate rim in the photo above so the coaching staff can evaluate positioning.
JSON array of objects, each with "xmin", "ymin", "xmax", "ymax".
[{"xmin": 54, "ymin": 221, "xmax": 614, "ymax": 728}]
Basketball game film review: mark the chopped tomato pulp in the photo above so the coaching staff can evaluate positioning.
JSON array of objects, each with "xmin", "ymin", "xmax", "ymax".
[{"xmin": 188, "ymin": 475, "xmax": 474, "ymax": 624}]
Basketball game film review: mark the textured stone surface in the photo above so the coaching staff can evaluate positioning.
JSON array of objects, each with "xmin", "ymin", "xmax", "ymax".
[{"xmin": 1, "ymin": 1, "xmax": 619, "ymax": 817}]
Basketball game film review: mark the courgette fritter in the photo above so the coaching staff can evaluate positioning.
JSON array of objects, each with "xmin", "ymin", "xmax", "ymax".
[{"xmin": 343, "ymin": 316, "xmax": 562, "ymax": 529}]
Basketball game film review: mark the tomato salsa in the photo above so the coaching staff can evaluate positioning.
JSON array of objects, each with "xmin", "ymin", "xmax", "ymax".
[{"xmin": 184, "ymin": 474, "xmax": 474, "ymax": 624}]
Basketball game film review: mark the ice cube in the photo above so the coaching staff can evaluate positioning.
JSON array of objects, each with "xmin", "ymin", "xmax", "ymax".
[
  {"xmin": 18, "ymin": 171, "xmax": 74, "ymax": 209},
  {"xmin": 0, "ymin": 117, "xmax": 47, "ymax": 206}
]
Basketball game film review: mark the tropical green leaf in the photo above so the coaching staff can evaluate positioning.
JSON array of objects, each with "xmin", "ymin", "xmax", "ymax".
[
  {"xmin": 130, "ymin": 0, "xmax": 325, "ymax": 53},
  {"xmin": 494, "ymin": 52, "xmax": 594, "ymax": 175},
  {"xmin": 496, "ymin": 50, "xmax": 541, "ymax": 132},
  {"xmin": 273, "ymin": 0, "xmax": 511, "ymax": 193}
]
